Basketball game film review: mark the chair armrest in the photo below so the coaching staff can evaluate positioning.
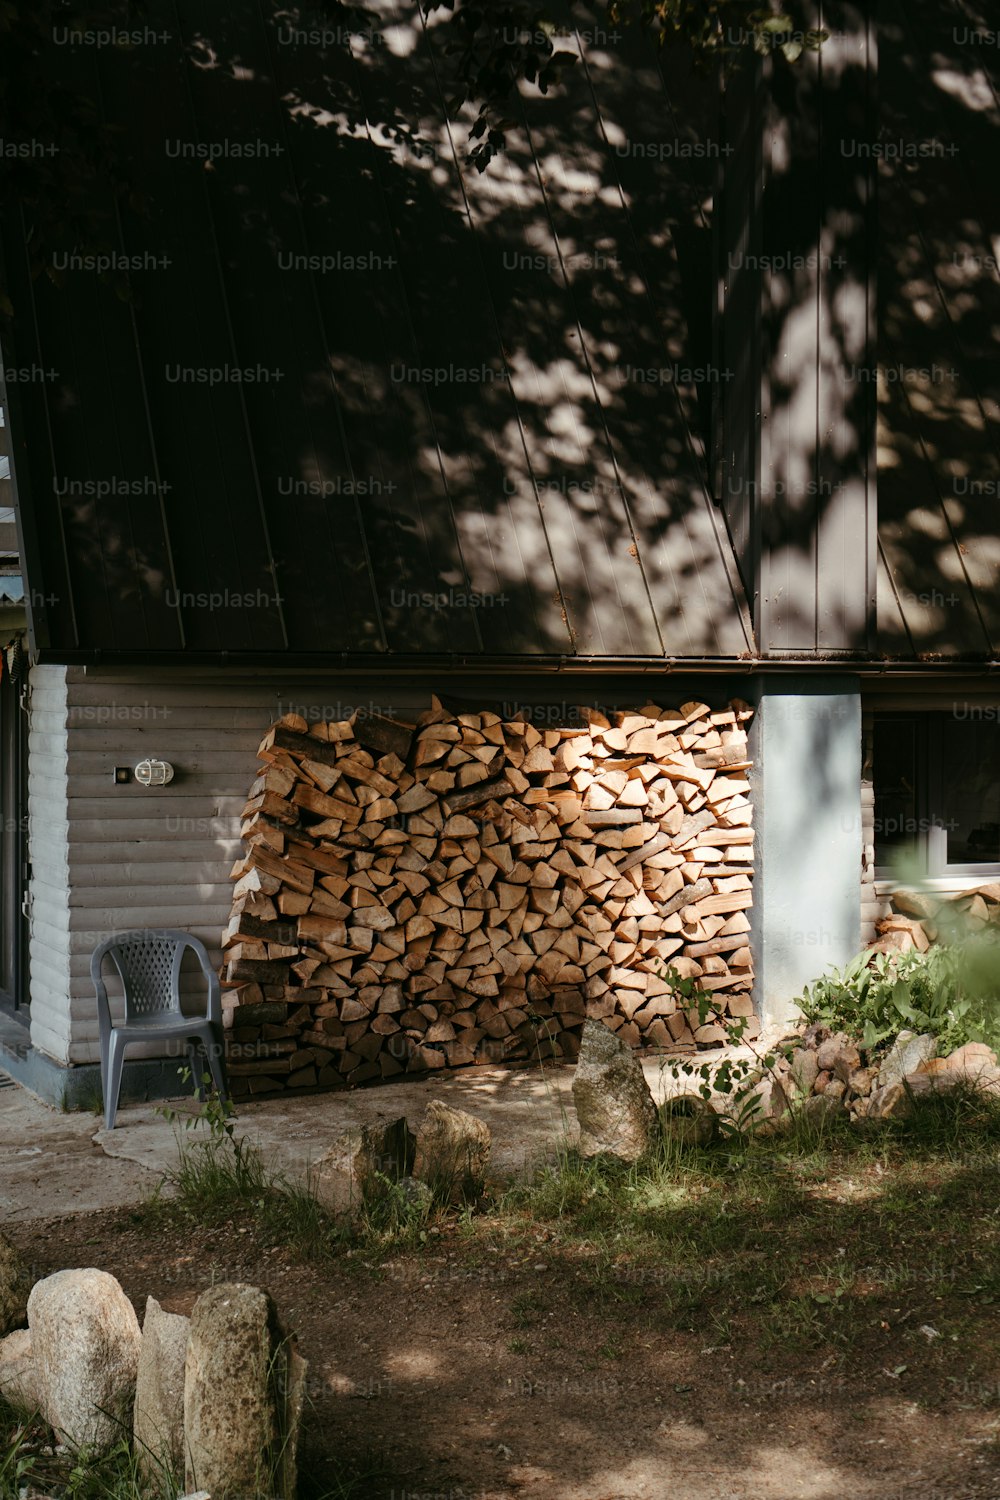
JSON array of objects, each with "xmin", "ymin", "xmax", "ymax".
[
  {"xmin": 89, "ymin": 948, "xmax": 114, "ymax": 1046},
  {"xmin": 187, "ymin": 937, "xmax": 223, "ymax": 1025}
]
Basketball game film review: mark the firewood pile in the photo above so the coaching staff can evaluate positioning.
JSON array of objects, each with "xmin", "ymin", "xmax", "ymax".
[
  {"xmin": 220, "ymin": 698, "xmax": 757, "ymax": 1097},
  {"xmin": 871, "ymin": 883, "xmax": 1000, "ymax": 955}
]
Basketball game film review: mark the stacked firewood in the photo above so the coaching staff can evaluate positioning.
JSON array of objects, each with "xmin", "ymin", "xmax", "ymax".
[{"xmin": 221, "ymin": 699, "xmax": 756, "ymax": 1096}]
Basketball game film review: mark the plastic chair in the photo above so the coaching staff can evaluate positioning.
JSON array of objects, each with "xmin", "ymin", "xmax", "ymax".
[{"xmin": 90, "ymin": 929, "xmax": 227, "ymax": 1130}]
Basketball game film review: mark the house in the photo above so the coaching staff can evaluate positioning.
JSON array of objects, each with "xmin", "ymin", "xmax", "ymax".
[{"xmin": 0, "ymin": 0, "xmax": 996, "ymax": 1106}]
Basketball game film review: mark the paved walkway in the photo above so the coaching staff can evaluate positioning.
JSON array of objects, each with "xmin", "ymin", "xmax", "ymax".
[{"xmin": 0, "ymin": 1049, "xmax": 756, "ymax": 1223}]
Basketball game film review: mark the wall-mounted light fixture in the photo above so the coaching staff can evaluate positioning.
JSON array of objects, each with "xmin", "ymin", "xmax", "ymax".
[{"xmin": 134, "ymin": 758, "xmax": 174, "ymax": 787}]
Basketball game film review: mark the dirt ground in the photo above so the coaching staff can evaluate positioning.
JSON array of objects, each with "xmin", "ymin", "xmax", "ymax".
[{"xmin": 14, "ymin": 1200, "xmax": 1000, "ymax": 1500}]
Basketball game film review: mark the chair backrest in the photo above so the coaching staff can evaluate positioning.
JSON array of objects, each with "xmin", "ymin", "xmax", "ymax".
[{"xmin": 92, "ymin": 929, "xmax": 196, "ymax": 1022}]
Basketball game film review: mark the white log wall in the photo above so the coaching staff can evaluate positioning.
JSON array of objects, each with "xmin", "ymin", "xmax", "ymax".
[{"xmin": 27, "ymin": 664, "xmax": 432, "ymax": 1065}]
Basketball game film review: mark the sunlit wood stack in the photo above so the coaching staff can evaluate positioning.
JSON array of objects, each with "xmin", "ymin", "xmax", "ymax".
[{"xmin": 220, "ymin": 698, "xmax": 757, "ymax": 1096}]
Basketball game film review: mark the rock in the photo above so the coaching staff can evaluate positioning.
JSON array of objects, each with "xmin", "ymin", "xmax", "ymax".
[
  {"xmin": 816, "ymin": 1033, "xmax": 853, "ymax": 1072},
  {"xmin": 352, "ymin": 1117, "xmax": 416, "ymax": 1198},
  {"xmin": 867, "ymin": 1082, "xmax": 912, "ymax": 1120},
  {"xmin": 801, "ymin": 1092, "xmax": 844, "ymax": 1124},
  {"xmin": 134, "ymin": 1296, "xmax": 189, "ymax": 1484},
  {"xmin": 184, "ymin": 1282, "xmax": 305, "ymax": 1500},
  {"xmin": 847, "ymin": 1067, "xmax": 875, "ymax": 1097},
  {"xmin": 27, "ymin": 1269, "xmax": 141, "ymax": 1455},
  {"xmin": 813, "ymin": 1069, "xmax": 833, "ymax": 1094},
  {"xmin": 946, "ymin": 1042, "xmax": 999, "ymax": 1074},
  {"xmin": 0, "ymin": 1328, "xmax": 38, "ymax": 1410},
  {"xmin": 831, "ymin": 1043, "xmax": 862, "ymax": 1085},
  {"xmin": 904, "ymin": 1056, "xmax": 1000, "ymax": 1099},
  {"xmin": 801, "ymin": 1023, "xmax": 830, "ymax": 1051},
  {"xmin": 877, "ymin": 1031, "xmax": 937, "ymax": 1090},
  {"xmin": 572, "ymin": 1018, "xmax": 657, "ymax": 1161},
  {"xmin": 824, "ymin": 1079, "xmax": 847, "ymax": 1101},
  {"xmin": 659, "ymin": 1094, "xmax": 718, "ymax": 1147},
  {"xmin": 788, "ymin": 1048, "xmax": 819, "ymax": 1097},
  {"xmin": 413, "ymin": 1100, "xmax": 491, "ymax": 1201},
  {"xmin": 0, "ymin": 1232, "xmax": 30, "ymax": 1337}
]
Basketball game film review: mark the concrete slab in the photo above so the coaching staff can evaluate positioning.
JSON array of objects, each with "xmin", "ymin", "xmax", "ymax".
[{"xmin": 0, "ymin": 1043, "xmax": 790, "ymax": 1223}]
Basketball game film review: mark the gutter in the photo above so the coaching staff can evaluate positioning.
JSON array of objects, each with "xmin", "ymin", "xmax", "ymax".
[{"xmin": 32, "ymin": 648, "xmax": 1000, "ymax": 678}]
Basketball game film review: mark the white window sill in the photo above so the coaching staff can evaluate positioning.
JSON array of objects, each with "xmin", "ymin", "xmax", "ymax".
[{"xmin": 874, "ymin": 875, "xmax": 999, "ymax": 898}]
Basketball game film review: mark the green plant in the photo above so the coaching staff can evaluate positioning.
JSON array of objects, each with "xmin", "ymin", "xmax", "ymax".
[
  {"xmin": 654, "ymin": 964, "xmax": 796, "ymax": 1137},
  {"xmin": 797, "ymin": 938, "xmax": 1000, "ymax": 1056}
]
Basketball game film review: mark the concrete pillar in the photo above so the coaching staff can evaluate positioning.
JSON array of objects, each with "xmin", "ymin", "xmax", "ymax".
[{"xmin": 749, "ymin": 676, "xmax": 862, "ymax": 1027}]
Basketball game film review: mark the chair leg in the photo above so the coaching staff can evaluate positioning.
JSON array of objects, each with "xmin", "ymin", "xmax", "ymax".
[
  {"xmin": 204, "ymin": 1027, "xmax": 228, "ymax": 1104},
  {"xmin": 186, "ymin": 1039, "xmax": 207, "ymax": 1101},
  {"xmin": 104, "ymin": 1031, "xmax": 127, "ymax": 1132}
]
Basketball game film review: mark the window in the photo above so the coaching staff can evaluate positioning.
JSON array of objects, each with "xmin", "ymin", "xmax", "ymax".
[{"xmin": 872, "ymin": 711, "xmax": 1000, "ymax": 877}]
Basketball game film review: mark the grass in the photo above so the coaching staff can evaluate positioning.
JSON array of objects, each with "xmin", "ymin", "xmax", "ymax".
[
  {"xmin": 16, "ymin": 1078, "xmax": 1000, "ymax": 1493},
  {"xmin": 0, "ymin": 1395, "xmax": 387, "ymax": 1500},
  {"xmin": 149, "ymin": 1082, "xmax": 1000, "ymax": 1340}
]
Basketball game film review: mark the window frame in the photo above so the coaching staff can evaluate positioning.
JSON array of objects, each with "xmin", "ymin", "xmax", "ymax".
[{"xmin": 872, "ymin": 709, "xmax": 1000, "ymax": 882}]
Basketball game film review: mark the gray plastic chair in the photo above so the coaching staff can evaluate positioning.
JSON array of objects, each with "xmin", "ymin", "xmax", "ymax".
[{"xmin": 90, "ymin": 928, "xmax": 227, "ymax": 1130}]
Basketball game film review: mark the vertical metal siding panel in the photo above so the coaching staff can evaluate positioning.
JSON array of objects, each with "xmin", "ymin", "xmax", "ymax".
[
  {"xmin": 99, "ymin": 3, "xmax": 287, "ymax": 655},
  {"xmin": 182, "ymin": 2, "xmax": 385, "ymax": 655},
  {"xmin": 815, "ymin": 1, "xmax": 878, "ymax": 650}
]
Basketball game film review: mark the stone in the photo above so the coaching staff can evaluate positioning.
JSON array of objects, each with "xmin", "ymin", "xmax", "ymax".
[
  {"xmin": 904, "ymin": 1057, "xmax": 1000, "ymax": 1100},
  {"xmin": 788, "ymin": 1048, "xmax": 819, "ymax": 1097},
  {"xmin": 572, "ymin": 1018, "xmax": 657, "ymax": 1161},
  {"xmin": 134, "ymin": 1296, "xmax": 189, "ymax": 1484},
  {"xmin": 27, "ymin": 1269, "xmax": 141, "ymax": 1454},
  {"xmin": 877, "ymin": 1031, "xmax": 937, "ymax": 1090},
  {"xmin": 946, "ymin": 1042, "xmax": 999, "ymax": 1074},
  {"xmin": 831, "ymin": 1042, "xmax": 862, "ymax": 1085},
  {"xmin": 801, "ymin": 1091, "xmax": 844, "ymax": 1124},
  {"xmin": 816, "ymin": 1033, "xmax": 854, "ymax": 1072},
  {"xmin": 0, "ymin": 1328, "xmax": 38, "ymax": 1410},
  {"xmin": 813, "ymin": 1069, "xmax": 833, "ymax": 1094},
  {"xmin": 867, "ymin": 1082, "xmax": 911, "ymax": 1120},
  {"xmin": 352, "ymin": 1117, "xmax": 416, "ymax": 1198},
  {"xmin": 801, "ymin": 1023, "xmax": 830, "ymax": 1051},
  {"xmin": 413, "ymin": 1100, "xmax": 491, "ymax": 1202},
  {"xmin": 0, "ymin": 1231, "xmax": 30, "ymax": 1337},
  {"xmin": 847, "ymin": 1067, "xmax": 874, "ymax": 1097},
  {"xmin": 824, "ymin": 1079, "xmax": 847, "ymax": 1101},
  {"xmin": 184, "ymin": 1282, "xmax": 305, "ymax": 1500},
  {"xmin": 659, "ymin": 1094, "xmax": 718, "ymax": 1147}
]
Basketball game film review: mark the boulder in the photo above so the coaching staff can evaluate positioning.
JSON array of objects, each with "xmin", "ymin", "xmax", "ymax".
[
  {"xmin": 659, "ymin": 1094, "xmax": 718, "ymax": 1148},
  {"xmin": 184, "ymin": 1282, "xmax": 306, "ymax": 1500},
  {"xmin": 0, "ymin": 1231, "xmax": 30, "ymax": 1336},
  {"xmin": 134, "ymin": 1296, "xmax": 189, "ymax": 1484},
  {"xmin": 0, "ymin": 1328, "xmax": 38, "ymax": 1410},
  {"xmin": 877, "ymin": 1031, "xmax": 937, "ymax": 1090},
  {"xmin": 412, "ymin": 1100, "xmax": 491, "ymax": 1202},
  {"xmin": 27, "ymin": 1269, "xmax": 141, "ymax": 1454},
  {"xmin": 572, "ymin": 1018, "xmax": 657, "ymax": 1161},
  {"xmin": 903, "ymin": 1055, "xmax": 1000, "ymax": 1100}
]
